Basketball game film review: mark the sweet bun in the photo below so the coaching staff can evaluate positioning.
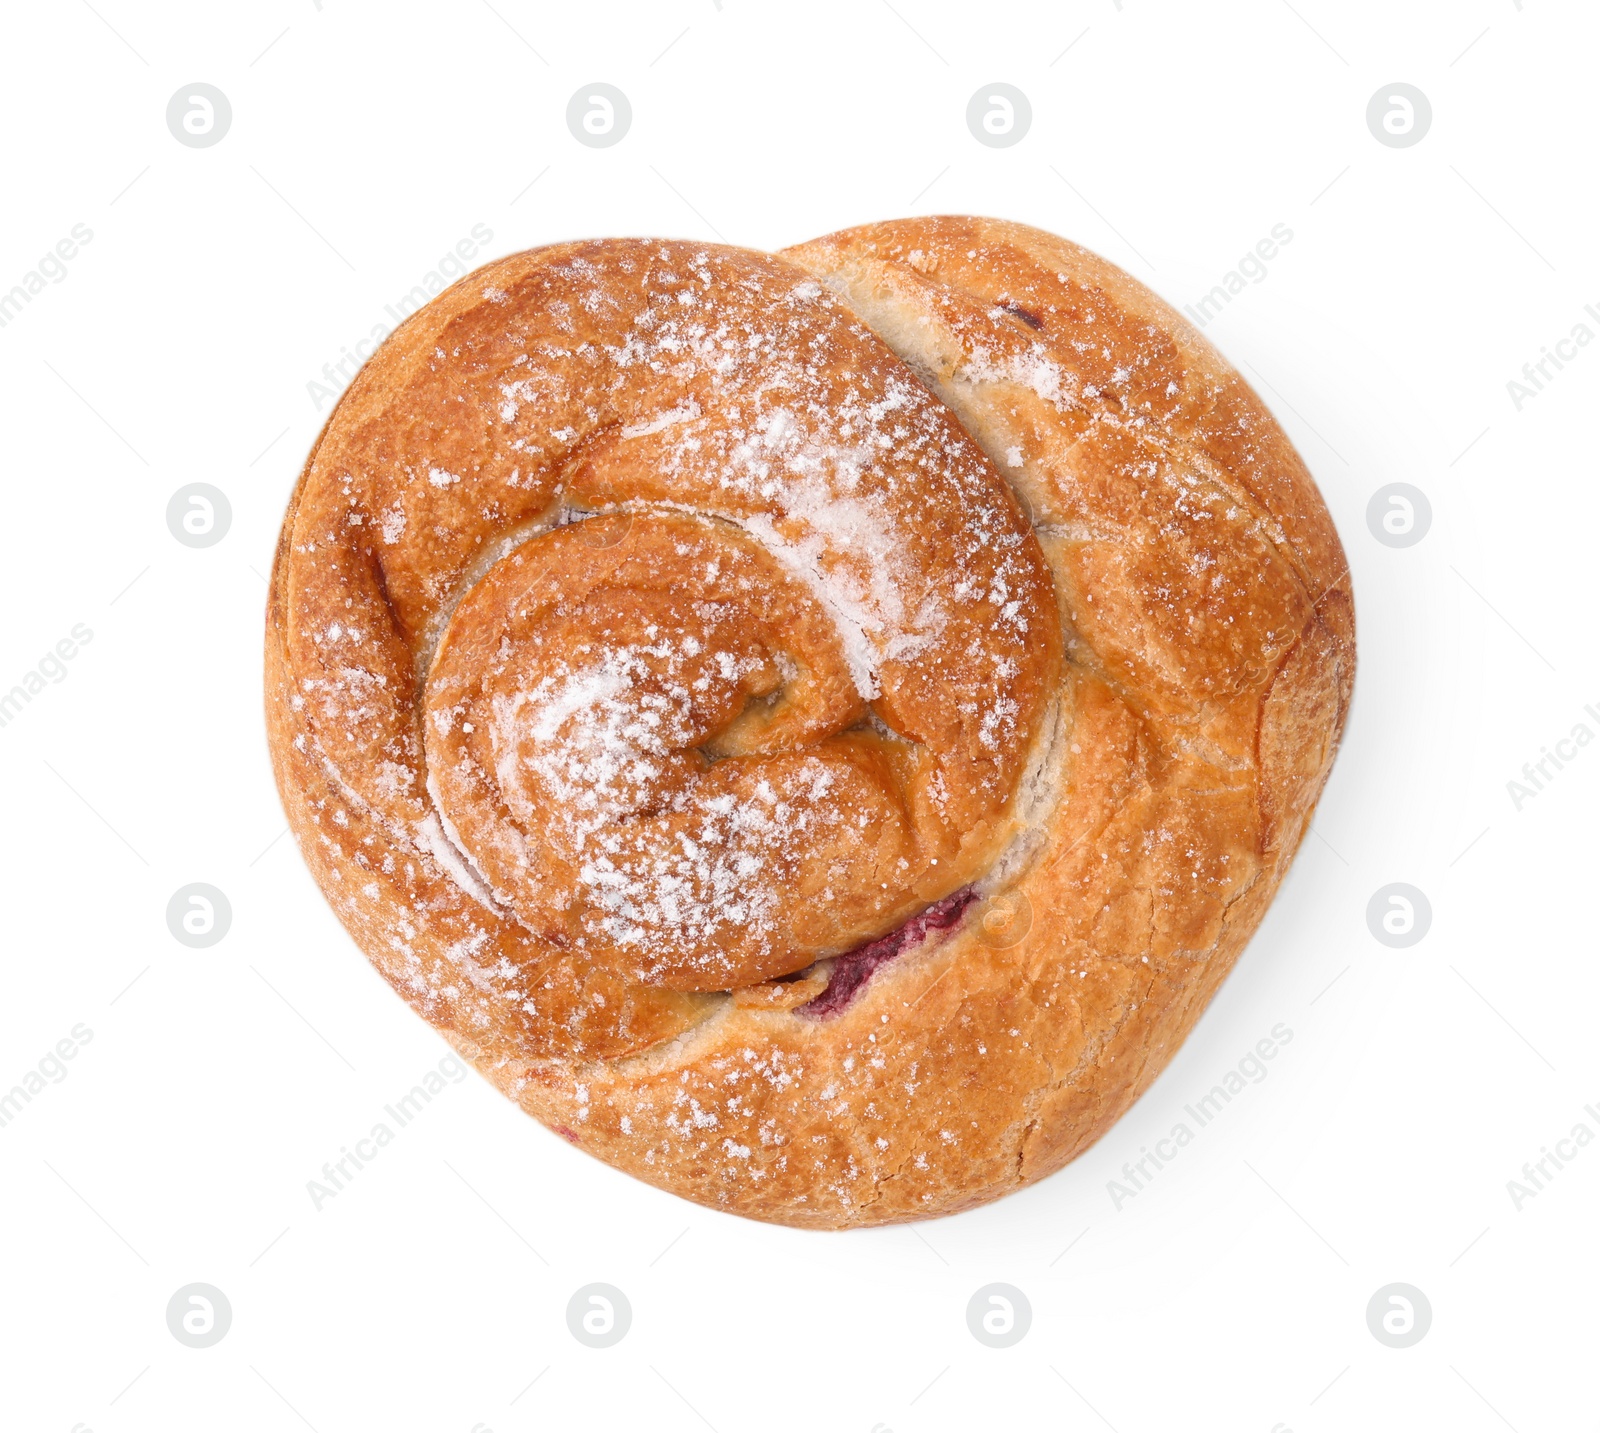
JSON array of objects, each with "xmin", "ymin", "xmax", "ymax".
[{"xmin": 266, "ymin": 217, "xmax": 1353, "ymax": 1227}]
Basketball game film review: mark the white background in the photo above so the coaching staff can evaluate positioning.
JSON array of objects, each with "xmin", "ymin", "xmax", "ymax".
[{"xmin": 1, "ymin": 1, "xmax": 1594, "ymax": 1429}]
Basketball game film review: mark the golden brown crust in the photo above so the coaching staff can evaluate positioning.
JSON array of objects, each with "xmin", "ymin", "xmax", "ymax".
[{"xmin": 266, "ymin": 218, "xmax": 1353, "ymax": 1228}]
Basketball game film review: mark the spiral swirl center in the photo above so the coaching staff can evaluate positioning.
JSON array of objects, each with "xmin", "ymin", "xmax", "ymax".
[{"xmin": 429, "ymin": 507, "xmax": 962, "ymax": 989}]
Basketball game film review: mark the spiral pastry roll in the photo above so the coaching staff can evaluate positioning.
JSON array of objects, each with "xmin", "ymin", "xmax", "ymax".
[{"xmin": 267, "ymin": 219, "xmax": 1353, "ymax": 1227}]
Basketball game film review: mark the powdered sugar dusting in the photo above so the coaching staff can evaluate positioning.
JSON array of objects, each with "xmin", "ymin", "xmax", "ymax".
[
  {"xmin": 476, "ymin": 622, "xmax": 839, "ymax": 979},
  {"xmin": 283, "ymin": 236, "xmax": 1059, "ymax": 1058}
]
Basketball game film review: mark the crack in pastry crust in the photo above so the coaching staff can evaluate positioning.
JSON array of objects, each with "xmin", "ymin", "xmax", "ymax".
[{"xmin": 265, "ymin": 218, "xmax": 1353, "ymax": 1228}]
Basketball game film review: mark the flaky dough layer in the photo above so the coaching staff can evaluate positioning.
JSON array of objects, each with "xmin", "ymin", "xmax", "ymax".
[{"xmin": 266, "ymin": 217, "xmax": 1353, "ymax": 1228}]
